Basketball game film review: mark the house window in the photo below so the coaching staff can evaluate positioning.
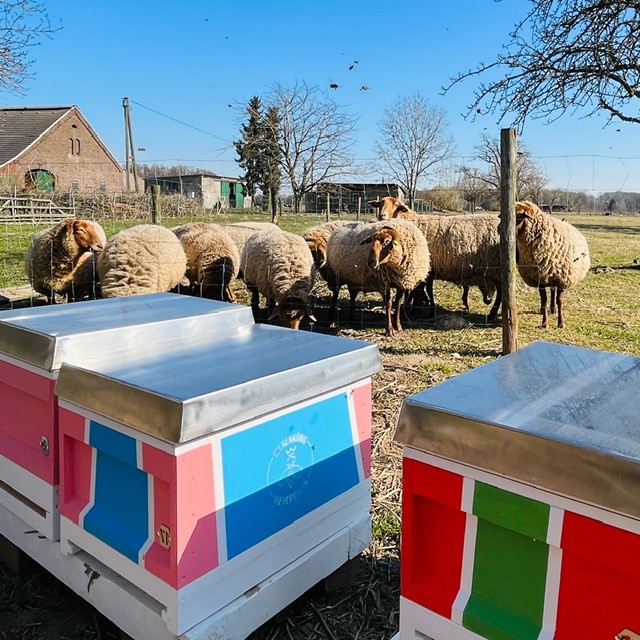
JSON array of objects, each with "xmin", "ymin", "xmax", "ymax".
[
  {"xmin": 70, "ymin": 138, "xmax": 80, "ymax": 156},
  {"xmin": 99, "ymin": 183, "xmax": 106, "ymax": 193},
  {"xmin": 71, "ymin": 181, "xmax": 79, "ymax": 192}
]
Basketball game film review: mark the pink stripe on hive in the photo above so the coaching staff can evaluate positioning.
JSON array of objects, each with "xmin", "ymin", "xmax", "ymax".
[
  {"xmin": 556, "ymin": 511, "xmax": 640, "ymax": 638},
  {"xmin": 0, "ymin": 359, "xmax": 57, "ymax": 483},
  {"xmin": 142, "ymin": 443, "xmax": 218, "ymax": 589},
  {"xmin": 400, "ymin": 458, "xmax": 466, "ymax": 620},
  {"xmin": 351, "ymin": 382, "xmax": 372, "ymax": 477},
  {"xmin": 58, "ymin": 408, "xmax": 92, "ymax": 525}
]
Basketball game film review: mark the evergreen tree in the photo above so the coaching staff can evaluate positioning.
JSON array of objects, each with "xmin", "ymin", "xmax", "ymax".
[{"xmin": 235, "ymin": 96, "xmax": 282, "ymax": 221}]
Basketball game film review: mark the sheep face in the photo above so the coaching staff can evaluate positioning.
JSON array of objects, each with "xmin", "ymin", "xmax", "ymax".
[
  {"xmin": 360, "ymin": 227, "xmax": 399, "ymax": 270},
  {"xmin": 69, "ymin": 220, "xmax": 104, "ymax": 252},
  {"xmin": 368, "ymin": 196, "xmax": 409, "ymax": 220},
  {"xmin": 269, "ymin": 299, "xmax": 317, "ymax": 330}
]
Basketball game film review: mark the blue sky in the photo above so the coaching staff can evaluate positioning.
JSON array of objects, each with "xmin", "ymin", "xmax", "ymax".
[{"xmin": 6, "ymin": 0, "xmax": 640, "ymax": 196}]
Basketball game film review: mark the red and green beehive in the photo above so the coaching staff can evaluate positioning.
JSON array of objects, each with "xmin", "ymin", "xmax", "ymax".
[{"xmin": 393, "ymin": 341, "xmax": 640, "ymax": 640}]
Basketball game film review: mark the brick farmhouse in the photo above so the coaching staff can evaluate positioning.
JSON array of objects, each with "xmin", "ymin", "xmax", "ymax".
[{"xmin": 0, "ymin": 106, "xmax": 123, "ymax": 193}]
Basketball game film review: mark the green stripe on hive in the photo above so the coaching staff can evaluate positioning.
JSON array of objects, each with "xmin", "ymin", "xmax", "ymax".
[{"xmin": 462, "ymin": 482, "xmax": 550, "ymax": 640}]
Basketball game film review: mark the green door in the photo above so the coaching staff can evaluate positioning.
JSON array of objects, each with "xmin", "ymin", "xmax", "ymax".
[{"xmin": 236, "ymin": 183, "xmax": 244, "ymax": 209}]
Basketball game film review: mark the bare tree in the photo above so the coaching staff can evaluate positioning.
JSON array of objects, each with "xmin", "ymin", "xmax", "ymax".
[
  {"xmin": 264, "ymin": 81, "xmax": 357, "ymax": 213},
  {"xmin": 464, "ymin": 134, "xmax": 548, "ymax": 202},
  {"xmin": 447, "ymin": 0, "xmax": 640, "ymax": 127},
  {"xmin": 0, "ymin": 1, "xmax": 58, "ymax": 94},
  {"xmin": 373, "ymin": 95, "xmax": 455, "ymax": 207}
]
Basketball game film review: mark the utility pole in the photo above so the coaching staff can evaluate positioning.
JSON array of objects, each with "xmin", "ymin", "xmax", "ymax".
[{"xmin": 122, "ymin": 97, "xmax": 139, "ymax": 193}]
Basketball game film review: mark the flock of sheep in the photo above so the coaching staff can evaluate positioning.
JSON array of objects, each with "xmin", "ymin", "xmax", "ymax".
[{"xmin": 23, "ymin": 197, "xmax": 591, "ymax": 335}]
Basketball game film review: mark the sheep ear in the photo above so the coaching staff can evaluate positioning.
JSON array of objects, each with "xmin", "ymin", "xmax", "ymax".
[
  {"xmin": 368, "ymin": 200, "xmax": 381, "ymax": 208},
  {"xmin": 268, "ymin": 306, "xmax": 280, "ymax": 321},
  {"xmin": 308, "ymin": 313, "xmax": 317, "ymax": 323},
  {"xmin": 360, "ymin": 235, "xmax": 373, "ymax": 245},
  {"xmin": 66, "ymin": 219, "xmax": 75, "ymax": 234},
  {"xmin": 397, "ymin": 202, "xmax": 409, "ymax": 212}
]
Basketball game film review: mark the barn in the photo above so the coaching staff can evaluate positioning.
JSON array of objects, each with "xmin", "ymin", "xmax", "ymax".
[
  {"xmin": 305, "ymin": 182, "xmax": 406, "ymax": 214},
  {"xmin": 0, "ymin": 106, "xmax": 124, "ymax": 193}
]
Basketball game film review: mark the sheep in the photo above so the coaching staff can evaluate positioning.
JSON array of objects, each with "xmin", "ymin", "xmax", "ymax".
[
  {"xmin": 171, "ymin": 222, "xmax": 239, "ymax": 302},
  {"xmin": 514, "ymin": 200, "xmax": 590, "ymax": 328},
  {"xmin": 25, "ymin": 218, "xmax": 106, "ymax": 303},
  {"xmin": 326, "ymin": 219, "xmax": 430, "ymax": 336},
  {"xmin": 371, "ymin": 196, "xmax": 502, "ymax": 318},
  {"xmin": 97, "ymin": 224, "xmax": 187, "ymax": 298},
  {"xmin": 415, "ymin": 213, "xmax": 503, "ymax": 321},
  {"xmin": 240, "ymin": 227, "xmax": 317, "ymax": 329},
  {"xmin": 303, "ymin": 220, "xmax": 349, "ymax": 274}
]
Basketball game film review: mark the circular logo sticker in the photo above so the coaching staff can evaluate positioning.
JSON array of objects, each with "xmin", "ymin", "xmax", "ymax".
[{"xmin": 267, "ymin": 432, "xmax": 314, "ymax": 506}]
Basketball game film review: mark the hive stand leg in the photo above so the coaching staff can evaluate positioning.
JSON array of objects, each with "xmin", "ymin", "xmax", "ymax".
[
  {"xmin": 0, "ymin": 532, "xmax": 29, "ymax": 574},
  {"xmin": 316, "ymin": 554, "xmax": 362, "ymax": 594}
]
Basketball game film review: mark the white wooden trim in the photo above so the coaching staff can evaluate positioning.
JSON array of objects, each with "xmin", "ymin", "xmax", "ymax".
[
  {"xmin": 403, "ymin": 446, "xmax": 640, "ymax": 533},
  {"xmin": 399, "ymin": 596, "xmax": 487, "ymax": 640},
  {"xmin": 539, "ymin": 507, "xmax": 564, "ymax": 640},
  {"xmin": 0, "ymin": 451, "xmax": 58, "ymax": 540},
  {"xmin": 451, "ymin": 477, "xmax": 476, "ymax": 625}
]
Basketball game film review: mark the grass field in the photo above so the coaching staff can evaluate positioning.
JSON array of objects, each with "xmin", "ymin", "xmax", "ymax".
[{"xmin": 1, "ymin": 211, "xmax": 639, "ymax": 639}]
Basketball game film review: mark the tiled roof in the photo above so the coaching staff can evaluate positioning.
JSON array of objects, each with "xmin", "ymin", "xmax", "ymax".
[{"xmin": 0, "ymin": 106, "xmax": 73, "ymax": 166}]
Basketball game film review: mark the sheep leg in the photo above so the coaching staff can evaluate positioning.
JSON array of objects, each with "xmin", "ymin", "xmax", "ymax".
[
  {"xmin": 424, "ymin": 271, "xmax": 436, "ymax": 317},
  {"xmin": 248, "ymin": 286, "xmax": 261, "ymax": 322},
  {"xmin": 556, "ymin": 288, "xmax": 565, "ymax": 328},
  {"xmin": 462, "ymin": 285, "xmax": 470, "ymax": 311},
  {"xmin": 549, "ymin": 286, "xmax": 557, "ymax": 314},
  {"xmin": 348, "ymin": 288, "xmax": 358, "ymax": 321},
  {"xmin": 384, "ymin": 291, "xmax": 395, "ymax": 337},
  {"xmin": 487, "ymin": 285, "xmax": 502, "ymax": 321},
  {"xmin": 393, "ymin": 289, "xmax": 404, "ymax": 333},
  {"xmin": 539, "ymin": 287, "xmax": 549, "ymax": 328}
]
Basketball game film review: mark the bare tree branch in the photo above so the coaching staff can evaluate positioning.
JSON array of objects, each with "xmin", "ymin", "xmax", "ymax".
[
  {"xmin": 372, "ymin": 94, "xmax": 455, "ymax": 207},
  {"xmin": 445, "ymin": 0, "xmax": 640, "ymax": 128},
  {"xmin": 0, "ymin": 0, "xmax": 58, "ymax": 94}
]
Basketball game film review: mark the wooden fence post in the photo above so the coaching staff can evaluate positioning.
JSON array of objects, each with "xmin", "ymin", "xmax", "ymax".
[
  {"xmin": 500, "ymin": 128, "xmax": 518, "ymax": 355},
  {"xmin": 151, "ymin": 185, "xmax": 161, "ymax": 225}
]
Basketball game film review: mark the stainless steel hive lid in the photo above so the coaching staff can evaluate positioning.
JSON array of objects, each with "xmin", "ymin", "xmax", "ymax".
[
  {"xmin": 56, "ymin": 323, "xmax": 382, "ymax": 444},
  {"xmin": 0, "ymin": 293, "xmax": 254, "ymax": 371},
  {"xmin": 395, "ymin": 340, "xmax": 640, "ymax": 520}
]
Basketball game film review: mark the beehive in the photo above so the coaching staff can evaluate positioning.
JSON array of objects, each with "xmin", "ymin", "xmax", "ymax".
[
  {"xmin": 394, "ymin": 341, "xmax": 640, "ymax": 640},
  {"xmin": 55, "ymin": 322, "xmax": 382, "ymax": 639}
]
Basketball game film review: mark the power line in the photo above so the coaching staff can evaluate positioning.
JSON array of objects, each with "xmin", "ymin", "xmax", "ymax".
[{"xmin": 129, "ymin": 99, "xmax": 232, "ymax": 144}]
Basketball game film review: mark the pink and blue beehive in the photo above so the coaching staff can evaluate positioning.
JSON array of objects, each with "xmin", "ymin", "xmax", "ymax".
[
  {"xmin": 0, "ymin": 294, "xmax": 253, "ymax": 540},
  {"xmin": 55, "ymin": 321, "xmax": 381, "ymax": 637},
  {"xmin": 394, "ymin": 341, "xmax": 640, "ymax": 640}
]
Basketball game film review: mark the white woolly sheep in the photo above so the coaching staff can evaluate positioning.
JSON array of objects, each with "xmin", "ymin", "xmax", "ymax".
[
  {"xmin": 97, "ymin": 224, "xmax": 187, "ymax": 298},
  {"xmin": 514, "ymin": 200, "xmax": 590, "ymax": 328},
  {"xmin": 25, "ymin": 218, "xmax": 106, "ymax": 303},
  {"xmin": 372, "ymin": 196, "xmax": 502, "ymax": 318},
  {"xmin": 171, "ymin": 222, "xmax": 239, "ymax": 302},
  {"xmin": 326, "ymin": 219, "xmax": 430, "ymax": 336},
  {"xmin": 415, "ymin": 213, "xmax": 502, "ymax": 320},
  {"xmin": 240, "ymin": 227, "xmax": 317, "ymax": 330}
]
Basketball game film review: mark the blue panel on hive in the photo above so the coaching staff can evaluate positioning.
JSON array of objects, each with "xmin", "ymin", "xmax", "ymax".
[
  {"xmin": 221, "ymin": 393, "xmax": 360, "ymax": 559},
  {"xmin": 84, "ymin": 422, "xmax": 148, "ymax": 563}
]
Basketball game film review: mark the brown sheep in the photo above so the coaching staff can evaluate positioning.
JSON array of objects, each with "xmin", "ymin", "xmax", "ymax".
[{"xmin": 25, "ymin": 218, "xmax": 105, "ymax": 303}]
